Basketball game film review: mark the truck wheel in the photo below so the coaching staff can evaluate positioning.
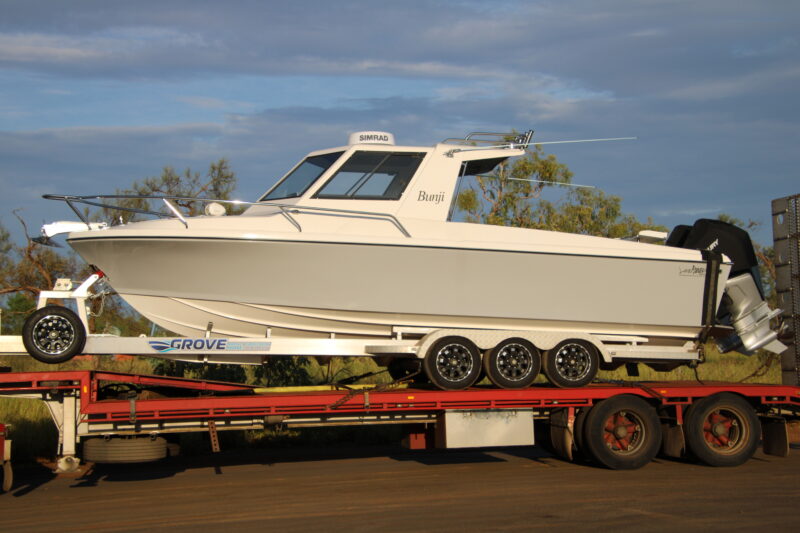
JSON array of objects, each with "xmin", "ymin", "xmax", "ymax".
[
  {"xmin": 423, "ymin": 337, "xmax": 482, "ymax": 390},
  {"xmin": 22, "ymin": 305, "xmax": 86, "ymax": 364},
  {"xmin": 543, "ymin": 339, "xmax": 598, "ymax": 388},
  {"xmin": 583, "ymin": 394, "xmax": 662, "ymax": 470},
  {"xmin": 483, "ymin": 338, "xmax": 540, "ymax": 389},
  {"xmin": 684, "ymin": 393, "xmax": 760, "ymax": 467},
  {"xmin": 83, "ymin": 437, "xmax": 168, "ymax": 464}
]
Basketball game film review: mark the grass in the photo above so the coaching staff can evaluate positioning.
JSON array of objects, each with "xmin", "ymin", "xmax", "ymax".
[{"xmin": 0, "ymin": 346, "xmax": 782, "ymax": 464}]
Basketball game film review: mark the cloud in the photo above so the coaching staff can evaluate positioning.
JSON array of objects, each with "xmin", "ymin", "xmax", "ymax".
[
  {"xmin": 665, "ymin": 64, "xmax": 800, "ymax": 101},
  {"xmin": 176, "ymin": 96, "xmax": 256, "ymax": 111},
  {"xmin": 732, "ymin": 37, "xmax": 798, "ymax": 58}
]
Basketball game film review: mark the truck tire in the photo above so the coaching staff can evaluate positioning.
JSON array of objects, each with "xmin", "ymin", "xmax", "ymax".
[
  {"xmin": 543, "ymin": 339, "xmax": 599, "ymax": 388},
  {"xmin": 423, "ymin": 337, "xmax": 482, "ymax": 391},
  {"xmin": 583, "ymin": 394, "xmax": 662, "ymax": 470},
  {"xmin": 83, "ymin": 437, "xmax": 168, "ymax": 464},
  {"xmin": 572, "ymin": 407, "xmax": 591, "ymax": 462},
  {"xmin": 684, "ymin": 393, "xmax": 760, "ymax": 467},
  {"xmin": 22, "ymin": 305, "xmax": 86, "ymax": 364},
  {"xmin": 483, "ymin": 338, "xmax": 541, "ymax": 389}
]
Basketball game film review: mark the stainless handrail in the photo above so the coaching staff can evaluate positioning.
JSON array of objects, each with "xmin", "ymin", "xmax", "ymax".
[
  {"xmin": 441, "ymin": 130, "xmax": 532, "ymax": 145},
  {"xmin": 42, "ymin": 194, "xmax": 412, "ymax": 238}
]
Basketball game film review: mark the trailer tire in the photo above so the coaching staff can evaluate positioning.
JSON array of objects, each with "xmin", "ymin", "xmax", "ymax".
[
  {"xmin": 684, "ymin": 393, "xmax": 760, "ymax": 467},
  {"xmin": 83, "ymin": 437, "xmax": 168, "ymax": 464},
  {"xmin": 22, "ymin": 305, "xmax": 86, "ymax": 364},
  {"xmin": 424, "ymin": 337, "xmax": 482, "ymax": 391},
  {"xmin": 483, "ymin": 338, "xmax": 541, "ymax": 389},
  {"xmin": 543, "ymin": 339, "xmax": 599, "ymax": 388},
  {"xmin": 583, "ymin": 394, "xmax": 662, "ymax": 470}
]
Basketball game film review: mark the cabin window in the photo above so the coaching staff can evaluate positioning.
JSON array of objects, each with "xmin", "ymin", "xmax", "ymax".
[
  {"xmin": 314, "ymin": 151, "xmax": 425, "ymax": 200},
  {"xmin": 261, "ymin": 151, "xmax": 344, "ymax": 201},
  {"xmin": 447, "ymin": 157, "xmax": 508, "ymax": 221}
]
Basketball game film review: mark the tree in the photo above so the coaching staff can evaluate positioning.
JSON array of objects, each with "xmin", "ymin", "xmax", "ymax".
[
  {"xmin": 0, "ymin": 213, "xmax": 82, "ymax": 333},
  {"xmin": 455, "ymin": 145, "xmax": 666, "ymax": 237},
  {"xmin": 456, "ymin": 145, "xmax": 573, "ymax": 228},
  {"xmin": 93, "ymin": 158, "xmax": 239, "ymax": 224}
]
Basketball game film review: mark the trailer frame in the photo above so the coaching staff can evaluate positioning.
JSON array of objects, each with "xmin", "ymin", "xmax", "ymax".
[{"xmin": 0, "ymin": 369, "xmax": 797, "ymax": 475}]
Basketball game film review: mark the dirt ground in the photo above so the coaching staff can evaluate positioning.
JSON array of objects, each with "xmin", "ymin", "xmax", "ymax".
[{"xmin": 2, "ymin": 443, "xmax": 799, "ymax": 532}]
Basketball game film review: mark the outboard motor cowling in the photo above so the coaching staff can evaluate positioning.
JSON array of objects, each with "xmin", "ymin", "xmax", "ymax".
[{"xmin": 667, "ymin": 219, "xmax": 786, "ymax": 355}]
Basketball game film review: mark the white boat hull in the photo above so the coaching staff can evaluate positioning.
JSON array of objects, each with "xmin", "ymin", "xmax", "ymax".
[{"xmin": 70, "ymin": 235, "xmax": 727, "ymax": 341}]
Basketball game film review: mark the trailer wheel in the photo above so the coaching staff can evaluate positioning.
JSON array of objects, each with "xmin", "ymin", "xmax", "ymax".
[
  {"xmin": 583, "ymin": 394, "xmax": 662, "ymax": 470},
  {"xmin": 543, "ymin": 339, "xmax": 599, "ymax": 388},
  {"xmin": 424, "ymin": 337, "xmax": 482, "ymax": 390},
  {"xmin": 484, "ymin": 339, "xmax": 540, "ymax": 389},
  {"xmin": 684, "ymin": 393, "xmax": 760, "ymax": 467},
  {"xmin": 83, "ymin": 437, "xmax": 168, "ymax": 464},
  {"xmin": 22, "ymin": 305, "xmax": 86, "ymax": 364}
]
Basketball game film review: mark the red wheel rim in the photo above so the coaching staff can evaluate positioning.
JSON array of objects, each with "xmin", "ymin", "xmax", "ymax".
[
  {"xmin": 701, "ymin": 408, "xmax": 745, "ymax": 454},
  {"xmin": 602, "ymin": 410, "xmax": 645, "ymax": 454}
]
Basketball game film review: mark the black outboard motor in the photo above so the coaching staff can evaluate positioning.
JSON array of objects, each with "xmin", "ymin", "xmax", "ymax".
[{"xmin": 667, "ymin": 219, "xmax": 784, "ymax": 355}]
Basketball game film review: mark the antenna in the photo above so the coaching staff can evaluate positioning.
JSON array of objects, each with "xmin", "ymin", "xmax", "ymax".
[
  {"xmin": 529, "ymin": 136, "xmax": 637, "ymax": 146},
  {"xmin": 477, "ymin": 174, "xmax": 595, "ymax": 189}
]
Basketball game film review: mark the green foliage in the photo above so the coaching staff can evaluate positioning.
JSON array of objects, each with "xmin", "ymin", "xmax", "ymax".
[
  {"xmin": 305, "ymin": 357, "xmax": 391, "ymax": 385},
  {"xmin": 254, "ymin": 357, "xmax": 314, "ymax": 387},
  {"xmin": 456, "ymin": 145, "xmax": 573, "ymax": 228},
  {"xmin": 1, "ymin": 292, "xmax": 35, "ymax": 334},
  {"xmin": 0, "ymin": 216, "xmax": 81, "ymax": 302},
  {"xmin": 151, "ymin": 360, "xmax": 249, "ymax": 383},
  {"xmin": 92, "ymin": 158, "xmax": 239, "ymax": 224},
  {"xmin": 455, "ymin": 146, "xmax": 666, "ymax": 237}
]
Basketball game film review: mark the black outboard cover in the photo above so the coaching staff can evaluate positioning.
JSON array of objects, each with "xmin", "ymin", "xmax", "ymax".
[{"xmin": 667, "ymin": 219, "xmax": 763, "ymax": 297}]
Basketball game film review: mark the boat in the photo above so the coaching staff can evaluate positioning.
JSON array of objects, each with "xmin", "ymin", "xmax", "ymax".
[{"xmin": 30, "ymin": 130, "xmax": 785, "ymax": 388}]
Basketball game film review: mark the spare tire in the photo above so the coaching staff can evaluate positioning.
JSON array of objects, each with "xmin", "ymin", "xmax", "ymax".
[{"xmin": 83, "ymin": 437, "xmax": 167, "ymax": 464}]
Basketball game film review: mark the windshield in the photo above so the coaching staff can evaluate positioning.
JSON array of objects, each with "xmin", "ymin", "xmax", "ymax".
[
  {"xmin": 261, "ymin": 151, "xmax": 344, "ymax": 201},
  {"xmin": 315, "ymin": 151, "xmax": 425, "ymax": 200}
]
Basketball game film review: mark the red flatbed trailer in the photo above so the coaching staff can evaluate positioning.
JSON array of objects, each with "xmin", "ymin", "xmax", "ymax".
[{"xmin": 0, "ymin": 370, "xmax": 798, "ymax": 479}]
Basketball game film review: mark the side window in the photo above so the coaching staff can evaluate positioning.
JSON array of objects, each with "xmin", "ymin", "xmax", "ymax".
[
  {"xmin": 447, "ymin": 157, "xmax": 508, "ymax": 221},
  {"xmin": 315, "ymin": 151, "xmax": 425, "ymax": 200}
]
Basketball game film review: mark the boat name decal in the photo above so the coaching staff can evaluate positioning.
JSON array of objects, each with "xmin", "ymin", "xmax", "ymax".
[
  {"xmin": 417, "ymin": 191, "xmax": 446, "ymax": 204},
  {"xmin": 679, "ymin": 265, "xmax": 706, "ymax": 277},
  {"xmin": 148, "ymin": 339, "xmax": 272, "ymax": 352}
]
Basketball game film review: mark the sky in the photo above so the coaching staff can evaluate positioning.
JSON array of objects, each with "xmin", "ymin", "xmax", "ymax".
[{"xmin": 1, "ymin": 0, "xmax": 798, "ymax": 245}]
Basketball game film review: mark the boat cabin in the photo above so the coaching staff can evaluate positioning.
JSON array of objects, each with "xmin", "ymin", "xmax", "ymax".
[{"xmin": 250, "ymin": 131, "xmax": 530, "ymax": 223}]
